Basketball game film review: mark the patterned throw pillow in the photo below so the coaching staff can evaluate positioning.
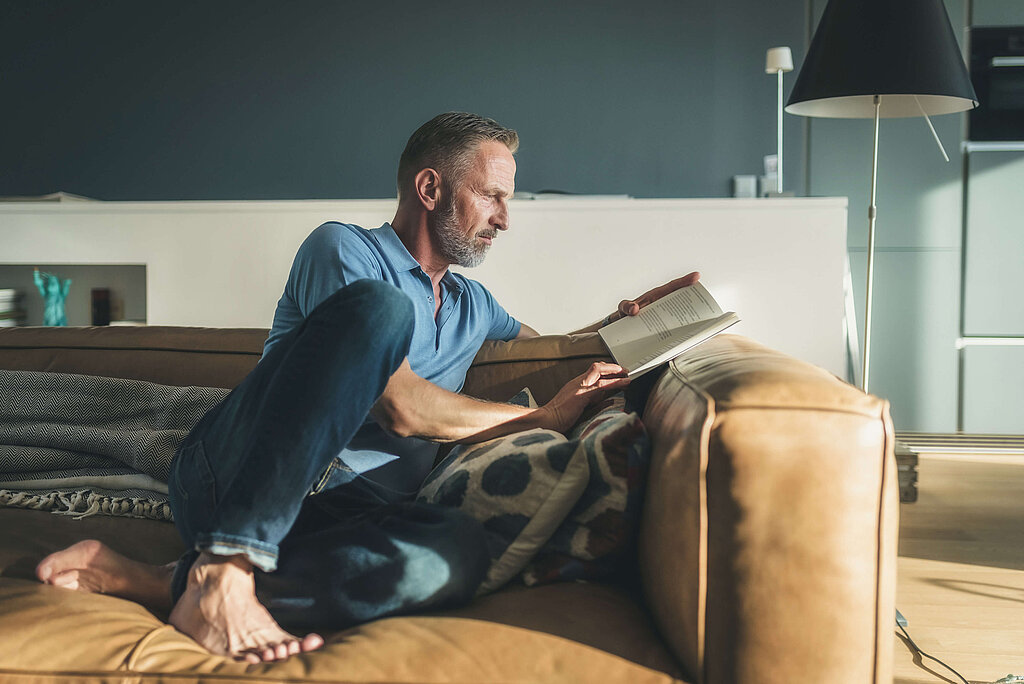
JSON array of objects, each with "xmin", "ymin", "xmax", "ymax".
[
  {"xmin": 416, "ymin": 425, "xmax": 589, "ymax": 596},
  {"xmin": 521, "ymin": 395, "xmax": 651, "ymax": 586}
]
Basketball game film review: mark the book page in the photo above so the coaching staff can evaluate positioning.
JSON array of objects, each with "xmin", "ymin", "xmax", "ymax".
[
  {"xmin": 598, "ymin": 282, "xmax": 723, "ymax": 349},
  {"xmin": 598, "ymin": 282, "xmax": 738, "ymax": 376},
  {"xmin": 608, "ymin": 312, "xmax": 738, "ymax": 375}
]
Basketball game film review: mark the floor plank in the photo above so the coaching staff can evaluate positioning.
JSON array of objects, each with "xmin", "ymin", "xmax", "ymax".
[{"xmin": 894, "ymin": 454, "xmax": 1024, "ymax": 684}]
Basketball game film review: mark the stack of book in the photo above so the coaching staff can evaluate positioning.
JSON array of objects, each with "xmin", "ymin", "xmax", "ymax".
[{"xmin": 0, "ymin": 289, "xmax": 26, "ymax": 327}]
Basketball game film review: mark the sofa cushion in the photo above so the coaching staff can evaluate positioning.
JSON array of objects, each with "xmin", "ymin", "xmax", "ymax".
[
  {"xmin": 0, "ymin": 508, "xmax": 686, "ymax": 683},
  {"xmin": 522, "ymin": 395, "xmax": 651, "ymax": 586},
  {"xmin": 417, "ymin": 428, "xmax": 589, "ymax": 595}
]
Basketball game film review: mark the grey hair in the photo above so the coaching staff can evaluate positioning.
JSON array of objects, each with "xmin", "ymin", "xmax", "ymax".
[{"xmin": 397, "ymin": 112, "xmax": 519, "ymax": 199}]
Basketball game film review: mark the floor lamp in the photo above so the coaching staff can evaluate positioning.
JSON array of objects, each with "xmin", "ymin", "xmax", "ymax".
[{"xmin": 785, "ymin": 0, "xmax": 977, "ymax": 393}]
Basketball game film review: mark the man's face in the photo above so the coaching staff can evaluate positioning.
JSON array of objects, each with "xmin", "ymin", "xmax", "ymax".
[{"xmin": 430, "ymin": 140, "xmax": 516, "ymax": 268}]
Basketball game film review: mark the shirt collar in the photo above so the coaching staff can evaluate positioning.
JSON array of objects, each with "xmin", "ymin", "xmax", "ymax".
[
  {"xmin": 374, "ymin": 222, "xmax": 421, "ymax": 272},
  {"xmin": 441, "ymin": 270, "xmax": 463, "ymax": 294},
  {"xmin": 375, "ymin": 222, "xmax": 462, "ymax": 294}
]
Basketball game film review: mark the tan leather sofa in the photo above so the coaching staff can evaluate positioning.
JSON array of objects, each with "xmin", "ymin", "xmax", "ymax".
[{"xmin": 0, "ymin": 326, "xmax": 897, "ymax": 683}]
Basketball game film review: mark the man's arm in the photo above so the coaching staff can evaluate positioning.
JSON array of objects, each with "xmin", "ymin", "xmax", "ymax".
[
  {"xmin": 370, "ymin": 359, "xmax": 627, "ymax": 443},
  {"xmin": 516, "ymin": 323, "xmax": 540, "ymax": 338}
]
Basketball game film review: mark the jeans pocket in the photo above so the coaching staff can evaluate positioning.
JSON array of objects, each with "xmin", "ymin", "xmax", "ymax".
[
  {"xmin": 169, "ymin": 440, "xmax": 218, "ymax": 541},
  {"xmin": 309, "ymin": 457, "xmax": 341, "ymax": 496}
]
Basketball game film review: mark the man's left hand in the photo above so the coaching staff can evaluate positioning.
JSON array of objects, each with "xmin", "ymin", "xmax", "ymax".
[{"xmin": 615, "ymin": 271, "xmax": 701, "ymax": 320}]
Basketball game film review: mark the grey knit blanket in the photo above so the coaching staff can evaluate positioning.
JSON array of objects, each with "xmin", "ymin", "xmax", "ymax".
[{"xmin": 0, "ymin": 369, "xmax": 227, "ymax": 522}]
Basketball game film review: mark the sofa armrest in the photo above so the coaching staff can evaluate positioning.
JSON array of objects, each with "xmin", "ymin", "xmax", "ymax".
[
  {"xmin": 639, "ymin": 334, "xmax": 897, "ymax": 684},
  {"xmin": 463, "ymin": 333, "xmax": 612, "ymax": 404}
]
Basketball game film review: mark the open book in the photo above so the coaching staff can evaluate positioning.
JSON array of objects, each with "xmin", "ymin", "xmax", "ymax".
[{"xmin": 598, "ymin": 282, "xmax": 739, "ymax": 377}]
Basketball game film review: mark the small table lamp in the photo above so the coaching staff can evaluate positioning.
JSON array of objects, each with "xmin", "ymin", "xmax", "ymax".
[
  {"xmin": 785, "ymin": 0, "xmax": 977, "ymax": 392},
  {"xmin": 766, "ymin": 47, "xmax": 793, "ymax": 194}
]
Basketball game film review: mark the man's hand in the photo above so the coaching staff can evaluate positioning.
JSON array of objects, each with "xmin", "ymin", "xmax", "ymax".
[
  {"xmin": 567, "ymin": 272, "xmax": 702, "ymax": 335},
  {"xmin": 616, "ymin": 271, "xmax": 701, "ymax": 320},
  {"xmin": 536, "ymin": 362, "xmax": 630, "ymax": 434},
  {"xmin": 370, "ymin": 359, "xmax": 627, "ymax": 444}
]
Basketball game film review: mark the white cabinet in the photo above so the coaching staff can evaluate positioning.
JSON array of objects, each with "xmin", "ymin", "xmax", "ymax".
[
  {"xmin": 964, "ymin": 151, "xmax": 1024, "ymax": 336},
  {"xmin": 0, "ymin": 197, "xmax": 849, "ymax": 377},
  {"xmin": 960, "ymin": 150, "xmax": 1024, "ymax": 432},
  {"xmin": 963, "ymin": 346, "xmax": 1024, "ymax": 433}
]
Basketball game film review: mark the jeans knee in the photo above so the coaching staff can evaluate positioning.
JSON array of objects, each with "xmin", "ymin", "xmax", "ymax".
[
  {"xmin": 362, "ymin": 280, "xmax": 415, "ymax": 342},
  {"xmin": 314, "ymin": 279, "xmax": 414, "ymax": 344}
]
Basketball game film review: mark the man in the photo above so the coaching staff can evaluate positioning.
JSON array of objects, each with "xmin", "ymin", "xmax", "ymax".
[{"xmin": 35, "ymin": 112, "xmax": 699, "ymax": 663}]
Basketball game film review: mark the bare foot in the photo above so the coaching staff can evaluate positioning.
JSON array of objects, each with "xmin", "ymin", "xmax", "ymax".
[
  {"xmin": 36, "ymin": 539, "xmax": 175, "ymax": 612},
  {"xmin": 168, "ymin": 552, "xmax": 323, "ymax": 663}
]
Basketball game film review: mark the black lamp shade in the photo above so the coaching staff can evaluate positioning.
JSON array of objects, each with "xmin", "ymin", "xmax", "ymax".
[{"xmin": 786, "ymin": 0, "xmax": 978, "ymax": 118}]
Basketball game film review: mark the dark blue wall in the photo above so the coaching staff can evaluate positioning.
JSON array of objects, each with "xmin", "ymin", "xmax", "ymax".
[{"xmin": 0, "ymin": 0, "xmax": 807, "ymax": 200}]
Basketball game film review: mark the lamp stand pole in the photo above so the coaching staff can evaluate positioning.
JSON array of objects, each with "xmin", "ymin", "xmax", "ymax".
[
  {"xmin": 862, "ymin": 94, "xmax": 881, "ymax": 393},
  {"xmin": 777, "ymin": 69, "xmax": 784, "ymax": 194}
]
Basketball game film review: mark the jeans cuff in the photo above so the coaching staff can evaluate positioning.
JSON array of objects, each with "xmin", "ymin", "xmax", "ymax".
[{"xmin": 193, "ymin": 533, "xmax": 279, "ymax": 573}]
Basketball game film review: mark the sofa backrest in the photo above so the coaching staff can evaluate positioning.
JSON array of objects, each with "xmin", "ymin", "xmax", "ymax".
[
  {"xmin": 0, "ymin": 326, "xmax": 267, "ymax": 389},
  {"xmin": 0, "ymin": 326, "xmax": 613, "ymax": 401}
]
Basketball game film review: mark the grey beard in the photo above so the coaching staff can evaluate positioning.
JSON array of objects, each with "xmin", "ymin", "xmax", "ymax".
[{"xmin": 432, "ymin": 199, "xmax": 490, "ymax": 268}]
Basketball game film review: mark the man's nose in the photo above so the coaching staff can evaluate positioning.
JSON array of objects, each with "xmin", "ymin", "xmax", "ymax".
[{"xmin": 493, "ymin": 204, "xmax": 509, "ymax": 231}]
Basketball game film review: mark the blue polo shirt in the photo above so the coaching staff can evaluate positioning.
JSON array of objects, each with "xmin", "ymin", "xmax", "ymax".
[{"xmin": 264, "ymin": 221, "xmax": 521, "ymax": 494}]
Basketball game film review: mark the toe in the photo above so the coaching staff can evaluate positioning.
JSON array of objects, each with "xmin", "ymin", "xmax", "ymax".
[
  {"xmin": 36, "ymin": 561, "xmax": 53, "ymax": 582},
  {"xmin": 261, "ymin": 646, "xmax": 277, "ymax": 662},
  {"xmin": 274, "ymin": 642, "xmax": 289, "ymax": 660},
  {"xmin": 52, "ymin": 570, "xmax": 81, "ymax": 590},
  {"xmin": 286, "ymin": 640, "xmax": 300, "ymax": 656},
  {"xmin": 301, "ymin": 633, "xmax": 325, "ymax": 652},
  {"xmin": 243, "ymin": 652, "xmax": 261, "ymax": 664}
]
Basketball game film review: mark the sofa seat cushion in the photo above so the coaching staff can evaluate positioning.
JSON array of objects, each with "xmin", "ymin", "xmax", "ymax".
[{"xmin": 0, "ymin": 509, "xmax": 686, "ymax": 683}]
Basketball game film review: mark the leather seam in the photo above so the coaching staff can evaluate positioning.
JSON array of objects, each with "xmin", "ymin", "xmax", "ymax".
[
  {"xmin": 123, "ymin": 624, "xmax": 177, "ymax": 671},
  {"xmin": 0, "ymin": 345, "xmax": 261, "ymax": 356},
  {"xmin": 707, "ymin": 403, "xmax": 884, "ymax": 419},
  {"xmin": 470, "ymin": 352, "xmax": 612, "ymax": 367},
  {"xmin": 873, "ymin": 400, "xmax": 894, "ymax": 683},
  {"xmin": 664, "ymin": 360, "xmax": 713, "ymax": 682},
  {"xmin": 697, "ymin": 397, "xmax": 714, "ymax": 683},
  {"xmin": 0, "ymin": 667, "xmax": 417, "ymax": 683}
]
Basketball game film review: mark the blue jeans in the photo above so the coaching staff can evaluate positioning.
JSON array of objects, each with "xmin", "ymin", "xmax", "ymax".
[{"xmin": 167, "ymin": 279, "xmax": 489, "ymax": 631}]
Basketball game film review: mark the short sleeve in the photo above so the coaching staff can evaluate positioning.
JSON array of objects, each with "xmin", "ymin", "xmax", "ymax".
[
  {"xmin": 463, "ymin": 278, "xmax": 520, "ymax": 341},
  {"xmin": 289, "ymin": 223, "xmax": 383, "ymax": 317}
]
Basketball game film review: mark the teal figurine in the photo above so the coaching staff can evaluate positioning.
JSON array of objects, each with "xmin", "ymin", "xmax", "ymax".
[{"xmin": 33, "ymin": 268, "xmax": 71, "ymax": 326}]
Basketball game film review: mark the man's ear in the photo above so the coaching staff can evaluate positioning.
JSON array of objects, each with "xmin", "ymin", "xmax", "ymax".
[{"xmin": 413, "ymin": 168, "xmax": 442, "ymax": 211}]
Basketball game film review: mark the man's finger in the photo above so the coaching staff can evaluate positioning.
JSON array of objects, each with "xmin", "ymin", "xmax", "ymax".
[
  {"xmin": 620, "ymin": 271, "xmax": 701, "ymax": 316},
  {"xmin": 586, "ymin": 376, "xmax": 632, "ymax": 392},
  {"xmin": 638, "ymin": 272, "xmax": 701, "ymax": 305},
  {"xmin": 617, "ymin": 300, "xmax": 641, "ymax": 317},
  {"xmin": 594, "ymin": 376, "xmax": 631, "ymax": 390},
  {"xmin": 581, "ymin": 362, "xmax": 627, "ymax": 386},
  {"xmin": 587, "ymin": 361, "xmax": 626, "ymax": 375},
  {"xmin": 586, "ymin": 377, "xmax": 632, "ymax": 404}
]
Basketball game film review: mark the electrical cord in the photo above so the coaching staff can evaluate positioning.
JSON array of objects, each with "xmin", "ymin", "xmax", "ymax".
[
  {"xmin": 897, "ymin": 613, "xmax": 1024, "ymax": 684},
  {"xmin": 897, "ymin": 614, "xmax": 969, "ymax": 684}
]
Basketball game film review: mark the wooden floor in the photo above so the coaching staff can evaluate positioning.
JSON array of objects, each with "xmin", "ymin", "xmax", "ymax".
[{"xmin": 894, "ymin": 452, "xmax": 1024, "ymax": 684}]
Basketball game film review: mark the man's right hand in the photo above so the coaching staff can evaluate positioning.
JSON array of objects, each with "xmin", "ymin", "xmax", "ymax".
[
  {"xmin": 536, "ymin": 362, "xmax": 630, "ymax": 434},
  {"xmin": 372, "ymin": 359, "xmax": 629, "ymax": 444}
]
